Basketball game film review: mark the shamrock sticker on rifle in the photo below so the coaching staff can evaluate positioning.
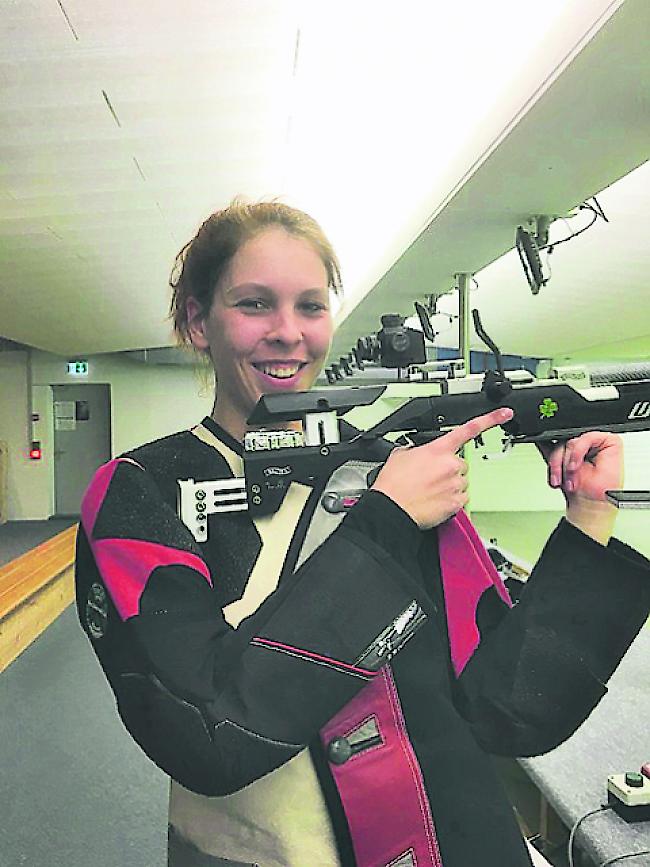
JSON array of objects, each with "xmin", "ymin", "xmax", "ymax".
[{"xmin": 539, "ymin": 397, "xmax": 559, "ymax": 419}]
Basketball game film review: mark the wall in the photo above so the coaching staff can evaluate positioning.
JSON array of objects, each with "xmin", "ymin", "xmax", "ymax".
[
  {"xmin": 0, "ymin": 350, "xmax": 212, "ymax": 521},
  {"xmin": 30, "ymin": 350, "xmax": 214, "ymax": 454}
]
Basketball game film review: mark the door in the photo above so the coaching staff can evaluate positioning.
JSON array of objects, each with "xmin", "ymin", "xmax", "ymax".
[{"xmin": 52, "ymin": 384, "xmax": 111, "ymax": 517}]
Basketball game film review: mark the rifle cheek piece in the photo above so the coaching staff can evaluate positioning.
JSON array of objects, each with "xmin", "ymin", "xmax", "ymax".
[{"xmin": 481, "ymin": 369, "xmax": 514, "ymax": 404}]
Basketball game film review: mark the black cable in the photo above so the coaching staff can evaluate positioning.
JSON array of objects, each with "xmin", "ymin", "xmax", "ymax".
[
  {"xmin": 539, "ymin": 193, "xmax": 607, "ymax": 253},
  {"xmin": 568, "ymin": 805, "xmax": 612, "ymax": 867},
  {"xmin": 599, "ymin": 851, "xmax": 650, "ymax": 866},
  {"xmin": 542, "ymin": 208, "xmax": 599, "ymax": 252},
  {"xmin": 580, "ymin": 202, "xmax": 601, "ymax": 220},
  {"xmin": 591, "ymin": 195, "xmax": 609, "ymax": 222}
]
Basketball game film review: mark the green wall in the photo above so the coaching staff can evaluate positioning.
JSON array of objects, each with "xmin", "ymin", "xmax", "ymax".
[{"xmin": 471, "ymin": 510, "xmax": 650, "ymax": 563}]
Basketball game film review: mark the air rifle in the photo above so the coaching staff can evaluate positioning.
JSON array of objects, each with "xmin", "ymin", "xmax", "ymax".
[
  {"xmin": 239, "ymin": 372, "xmax": 650, "ymax": 518},
  {"xmin": 177, "ymin": 316, "xmax": 650, "ymax": 538},
  {"xmin": 178, "ymin": 367, "xmax": 650, "ymax": 536}
]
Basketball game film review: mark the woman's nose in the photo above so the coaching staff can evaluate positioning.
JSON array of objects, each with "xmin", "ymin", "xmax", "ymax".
[{"xmin": 266, "ymin": 309, "xmax": 302, "ymax": 344}]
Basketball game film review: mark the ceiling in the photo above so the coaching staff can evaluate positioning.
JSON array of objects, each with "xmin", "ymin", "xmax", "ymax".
[
  {"xmin": 0, "ymin": 0, "xmax": 648, "ymax": 363},
  {"xmin": 329, "ymin": 0, "xmax": 650, "ymax": 362}
]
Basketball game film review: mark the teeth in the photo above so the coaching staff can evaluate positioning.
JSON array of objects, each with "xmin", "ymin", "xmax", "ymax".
[{"xmin": 256, "ymin": 364, "xmax": 301, "ymax": 379}]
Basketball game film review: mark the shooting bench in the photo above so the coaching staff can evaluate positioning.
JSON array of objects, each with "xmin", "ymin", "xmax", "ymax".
[{"xmin": 0, "ymin": 524, "xmax": 77, "ymax": 673}]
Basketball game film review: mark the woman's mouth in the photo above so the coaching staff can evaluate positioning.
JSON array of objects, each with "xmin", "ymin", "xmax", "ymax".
[{"xmin": 251, "ymin": 361, "xmax": 308, "ymax": 386}]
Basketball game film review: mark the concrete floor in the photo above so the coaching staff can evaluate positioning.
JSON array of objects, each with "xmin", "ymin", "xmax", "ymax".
[{"xmin": 0, "ymin": 605, "xmax": 168, "ymax": 867}]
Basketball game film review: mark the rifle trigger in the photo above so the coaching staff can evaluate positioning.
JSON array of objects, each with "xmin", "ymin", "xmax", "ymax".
[{"xmin": 480, "ymin": 437, "xmax": 514, "ymax": 461}]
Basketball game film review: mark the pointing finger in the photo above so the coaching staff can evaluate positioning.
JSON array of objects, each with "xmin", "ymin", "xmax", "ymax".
[{"xmin": 434, "ymin": 407, "xmax": 514, "ymax": 453}]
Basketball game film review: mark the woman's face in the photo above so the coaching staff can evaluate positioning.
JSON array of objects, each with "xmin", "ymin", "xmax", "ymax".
[{"xmin": 188, "ymin": 227, "xmax": 334, "ymax": 439}]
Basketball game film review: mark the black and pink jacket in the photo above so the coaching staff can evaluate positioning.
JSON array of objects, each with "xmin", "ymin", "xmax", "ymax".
[{"xmin": 75, "ymin": 417, "xmax": 650, "ymax": 867}]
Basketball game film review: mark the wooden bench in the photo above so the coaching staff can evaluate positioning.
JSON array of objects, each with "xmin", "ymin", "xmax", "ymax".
[{"xmin": 0, "ymin": 524, "xmax": 78, "ymax": 673}]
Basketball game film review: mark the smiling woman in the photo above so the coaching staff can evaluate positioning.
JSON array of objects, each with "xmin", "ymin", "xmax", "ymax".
[
  {"xmin": 169, "ymin": 201, "xmax": 342, "ymax": 440},
  {"xmin": 74, "ymin": 200, "xmax": 650, "ymax": 867},
  {"xmin": 190, "ymin": 230, "xmax": 333, "ymax": 440}
]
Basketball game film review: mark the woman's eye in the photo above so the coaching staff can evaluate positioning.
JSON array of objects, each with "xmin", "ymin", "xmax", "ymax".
[
  {"xmin": 300, "ymin": 302, "xmax": 328, "ymax": 314},
  {"xmin": 237, "ymin": 299, "xmax": 268, "ymax": 311}
]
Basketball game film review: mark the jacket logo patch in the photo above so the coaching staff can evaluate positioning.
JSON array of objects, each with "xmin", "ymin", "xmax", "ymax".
[
  {"xmin": 85, "ymin": 582, "xmax": 108, "ymax": 639},
  {"xmin": 355, "ymin": 601, "xmax": 427, "ymax": 671}
]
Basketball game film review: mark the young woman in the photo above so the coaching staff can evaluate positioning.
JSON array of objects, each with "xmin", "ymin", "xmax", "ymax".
[{"xmin": 75, "ymin": 201, "xmax": 650, "ymax": 867}]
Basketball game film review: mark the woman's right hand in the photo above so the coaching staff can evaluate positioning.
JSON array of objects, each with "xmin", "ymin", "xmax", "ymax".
[{"xmin": 370, "ymin": 407, "xmax": 514, "ymax": 529}]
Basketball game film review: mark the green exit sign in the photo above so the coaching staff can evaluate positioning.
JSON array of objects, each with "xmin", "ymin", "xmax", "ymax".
[{"xmin": 67, "ymin": 360, "xmax": 89, "ymax": 376}]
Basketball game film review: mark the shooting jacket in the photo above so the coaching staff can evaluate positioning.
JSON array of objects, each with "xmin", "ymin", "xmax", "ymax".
[{"xmin": 75, "ymin": 416, "xmax": 650, "ymax": 867}]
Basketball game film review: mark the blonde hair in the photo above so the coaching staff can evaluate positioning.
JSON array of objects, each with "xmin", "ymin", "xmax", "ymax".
[{"xmin": 169, "ymin": 199, "xmax": 342, "ymax": 352}]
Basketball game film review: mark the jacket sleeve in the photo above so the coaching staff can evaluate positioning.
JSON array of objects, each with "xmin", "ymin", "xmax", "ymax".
[
  {"xmin": 75, "ymin": 459, "xmax": 427, "ymax": 795},
  {"xmin": 452, "ymin": 518, "xmax": 650, "ymax": 757}
]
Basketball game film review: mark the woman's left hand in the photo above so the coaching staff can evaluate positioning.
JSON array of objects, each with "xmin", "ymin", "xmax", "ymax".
[{"xmin": 537, "ymin": 432, "xmax": 624, "ymax": 544}]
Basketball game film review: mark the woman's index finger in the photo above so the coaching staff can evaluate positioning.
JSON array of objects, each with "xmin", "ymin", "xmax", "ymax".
[{"xmin": 432, "ymin": 407, "xmax": 514, "ymax": 453}]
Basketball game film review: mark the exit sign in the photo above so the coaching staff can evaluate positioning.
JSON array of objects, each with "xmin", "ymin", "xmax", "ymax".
[{"xmin": 67, "ymin": 360, "xmax": 89, "ymax": 376}]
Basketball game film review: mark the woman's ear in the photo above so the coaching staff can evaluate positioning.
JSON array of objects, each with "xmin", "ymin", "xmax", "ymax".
[{"xmin": 185, "ymin": 296, "xmax": 210, "ymax": 351}]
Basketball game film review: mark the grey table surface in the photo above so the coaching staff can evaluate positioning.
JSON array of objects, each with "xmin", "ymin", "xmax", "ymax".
[{"xmin": 519, "ymin": 628, "xmax": 650, "ymax": 866}]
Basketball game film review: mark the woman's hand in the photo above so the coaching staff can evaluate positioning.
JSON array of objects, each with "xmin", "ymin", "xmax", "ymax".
[
  {"xmin": 371, "ymin": 407, "xmax": 513, "ymax": 530},
  {"xmin": 537, "ymin": 432, "xmax": 624, "ymax": 545}
]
